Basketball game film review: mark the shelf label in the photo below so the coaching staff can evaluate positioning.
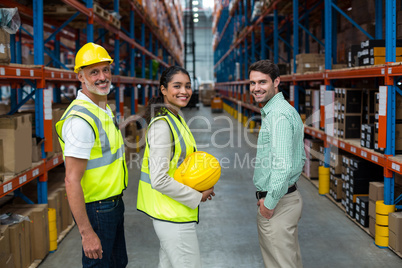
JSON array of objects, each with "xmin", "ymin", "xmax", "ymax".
[
  {"xmin": 290, "ymin": 85, "xmax": 295, "ymax": 101},
  {"xmin": 320, "ymin": 85, "xmax": 326, "ymax": 105},
  {"xmin": 312, "ymin": 131, "xmax": 316, "ymax": 136},
  {"xmin": 19, "ymin": 174, "xmax": 27, "ymax": 184},
  {"xmin": 306, "ymin": 129, "xmax": 310, "ymax": 134},
  {"xmin": 379, "ymin": 86, "xmax": 387, "ymax": 116},
  {"xmin": 3, "ymin": 182, "xmax": 12, "ymax": 194},
  {"xmin": 317, "ymin": 133, "xmax": 322, "ymax": 139},
  {"xmin": 351, "ymin": 147, "xmax": 357, "ymax": 153},
  {"xmin": 392, "ymin": 163, "xmax": 401, "ymax": 172},
  {"xmin": 44, "ymin": 90, "xmax": 53, "ymax": 120},
  {"xmin": 340, "ymin": 142, "xmax": 345, "ymax": 149},
  {"xmin": 69, "ymin": 74, "xmax": 72, "ymax": 79},
  {"xmin": 333, "ymin": 140, "xmax": 338, "ymax": 146},
  {"xmin": 30, "ymin": 70, "xmax": 34, "ymax": 77},
  {"xmin": 32, "ymin": 168, "xmax": 39, "ymax": 177},
  {"xmin": 61, "ymin": 73, "xmax": 63, "ymax": 79},
  {"xmin": 0, "ymin": 67, "xmax": 4, "ymax": 75},
  {"xmin": 327, "ymin": 136, "xmax": 331, "ymax": 143},
  {"xmin": 361, "ymin": 151, "xmax": 367, "ymax": 158},
  {"xmin": 371, "ymin": 155, "xmax": 378, "ymax": 163},
  {"xmin": 16, "ymin": 69, "xmax": 21, "ymax": 76},
  {"xmin": 51, "ymin": 72, "xmax": 54, "ymax": 78},
  {"xmin": 388, "ymin": 67, "xmax": 392, "ymax": 74},
  {"xmin": 381, "ymin": 68, "xmax": 385, "ymax": 75},
  {"xmin": 53, "ymin": 158, "xmax": 59, "ymax": 165}
]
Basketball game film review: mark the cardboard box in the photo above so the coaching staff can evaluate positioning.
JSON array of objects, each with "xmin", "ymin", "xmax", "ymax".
[
  {"xmin": 8, "ymin": 204, "xmax": 50, "ymax": 260},
  {"xmin": 389, "ymin": 212, "xmax": 402, "ymax": 236},
  {"xmin": 59, "ymin": 187, "xmax": 73, "ymax": 231},
  {"xmin": 0, "ymin": 29, "xmax": 10, "ymax": 64},
  {"xmin": 8, "ymin": 221, "xmax": 30, "ymax": 268},
  {"xmin": 32, "ymin": 137, "xmax": 43, "ymax": 163},
  {"xmin": 369, "ymin": 216, "xmax": 376, "ymax": 237},
  {"xmin": 389, "ymin": 231, "xmax": 401, "ymax": 253},
  {"xmin": 389, "ymin": 212, "xmax": 402, "ymax": 253},
  {"xmin": 4, "ymin": 254, "xmax": 14, "ymax": 268},
  {"xmin": 369, "ymin": 182, "xmax": 384, "ymax": 201},
  {"xmin": 0, "ymin": 114, "xmax": 33, "ymax": 174},
  {"xmin": 336, "ymin": 114, "xmax": 361, "ymax": 139},
  {"xmin": 0, "ymin": 225, "xmax": 11, "ymax": 267},
  {"xmin": 339, "ymin": 88, "xmax": 363, "ymax": 114},
  {"xmin": 304, "ymin": 159, "xmax": 320, "ymax": 179},
  {"xmin": 368, "ymin": 199, "xmax": 376, "ymax": 218}
]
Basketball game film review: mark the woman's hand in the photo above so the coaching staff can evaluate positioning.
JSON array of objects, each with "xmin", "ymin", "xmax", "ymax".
[{"xmin": 201, "ymin": 187, "xmax": 215, "ymax": 202}]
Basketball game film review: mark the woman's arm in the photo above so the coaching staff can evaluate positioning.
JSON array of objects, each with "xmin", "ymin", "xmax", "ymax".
[{"xmin": 148, "ymin": 119, "xmax": 203, "ymax": 209}]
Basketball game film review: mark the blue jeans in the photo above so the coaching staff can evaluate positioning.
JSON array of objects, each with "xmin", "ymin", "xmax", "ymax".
[{"xmin": 83, "ymin": 197, "xmax": 128, "ymax": 268}]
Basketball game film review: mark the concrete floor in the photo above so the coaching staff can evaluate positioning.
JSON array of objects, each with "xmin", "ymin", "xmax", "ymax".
[{"xmin": 39, "ymin": 106, "xmax": 402, "ymax": 268}]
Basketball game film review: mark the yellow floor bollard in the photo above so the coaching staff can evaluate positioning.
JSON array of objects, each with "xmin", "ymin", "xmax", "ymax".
[
  {"xmin": 318, "ymin": 166, "xmax": 330, "ymax": 195},
  {"xmin": 48, "ymin": 208, "xmax": 58, "ymax": 252}
]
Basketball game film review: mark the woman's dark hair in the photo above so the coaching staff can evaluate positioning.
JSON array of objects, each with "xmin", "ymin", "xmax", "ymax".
[
  {"xmin": 248, "ymin": 60, "xmax": 280, "ymax": 82},
  {"xmin": 144, "ymin": 66, "xmax": 191, "ymax": 124}
]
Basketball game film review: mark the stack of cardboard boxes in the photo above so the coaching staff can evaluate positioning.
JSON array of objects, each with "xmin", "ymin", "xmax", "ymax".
[
  {"xmin": 334, "ymin": 88, "xmax": 362, "ymax": 139},
  {"xmin": 0, "ymin": 204, "xmax": 50, "ymax": 268},
  {"xmin": 341, "ymin": 156, "xmax": 383, "ymax": 219},
  {"xmin": 355, "ymin": 196, "xmax": 370, "ymax": 227},
  {"xmin": 329, "ymin": 149, "xmax": 344, "ymax": 201},
  {"xmin": 0, "ymin": 167, "xmax": 74, "ymax": 267},
  {"xmin": 389, "ymin": 211, "xmax": 402, "ymax": 254},
  {"xmin": 348, "ymin": 39, "xmax": 402, "ymax": 67},
  {"xmin": 199, "ymin": 83, "xmax": 215, "ymax": 107},
  {"xmin": 360, "ymin": 124, "xmax": 375, "ymax": 149}
]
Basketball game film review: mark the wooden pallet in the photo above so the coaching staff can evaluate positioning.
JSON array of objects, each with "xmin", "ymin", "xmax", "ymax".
[
  {"xmin": 93, "ymin": 3, "xmax": 109, "ymax": 21},
  {"xmin": 44, "ymin": 4, "xmax": 77, "ymax": 15}
]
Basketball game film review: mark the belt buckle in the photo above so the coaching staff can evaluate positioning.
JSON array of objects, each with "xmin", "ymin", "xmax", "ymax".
[{"xmin": 256, "ymin": 191, "xmax": 262, "ymax": 200}]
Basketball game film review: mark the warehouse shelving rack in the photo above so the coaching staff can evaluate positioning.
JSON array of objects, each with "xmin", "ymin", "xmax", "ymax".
[
  {"xmin": 0, "ymin": 0, "xmax": 182, "ymax": 202},
  {"xmin": 213, "ymin": 0, "xmax": 402, "ymax": 216}
]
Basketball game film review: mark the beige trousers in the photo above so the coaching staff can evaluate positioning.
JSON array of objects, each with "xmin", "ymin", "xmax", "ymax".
[{"xmin": 257, "ymin": 190, "xmax": 303, "ymax": 268}]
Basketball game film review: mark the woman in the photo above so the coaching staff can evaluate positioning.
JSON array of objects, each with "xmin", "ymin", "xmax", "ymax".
[{"xmin": 137, "ymin": 66, "xmax": 215, "ymax": 268}]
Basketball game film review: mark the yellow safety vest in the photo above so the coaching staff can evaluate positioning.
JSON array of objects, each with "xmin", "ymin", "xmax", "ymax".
[
  {"xmin": 137, "ymin": 110, "xmax": 198, "ymax": 223},
  {"xmin": 55, "ymin": 99, "xmax": 128, "ymax": 203}
]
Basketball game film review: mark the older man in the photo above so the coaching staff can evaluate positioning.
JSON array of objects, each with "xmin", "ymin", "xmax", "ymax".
[{"xmin": 56, "ymin": 43, "xmax": 128, "ymax": 267}]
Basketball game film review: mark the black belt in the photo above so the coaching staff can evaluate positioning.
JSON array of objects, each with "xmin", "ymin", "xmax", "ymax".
[
  {"xmin": 88, "ymin": 193, "xmax": 123, "ymax": 204},
  {"xmin": 256, "ymin": 184, "xmax": 297, "ymax": 200}
]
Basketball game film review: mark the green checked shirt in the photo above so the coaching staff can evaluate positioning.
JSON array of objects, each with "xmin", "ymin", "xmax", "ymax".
[{"xmin": 253, "ymin": 92, "xmax": 306, "ymax": 210}]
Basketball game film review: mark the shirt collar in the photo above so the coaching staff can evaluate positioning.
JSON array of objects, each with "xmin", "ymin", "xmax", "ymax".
[
  {"xmin": 76, "ymin": 90, "xmax": 111, "ymax": 114},
  {"xmin": 261, "ymin": 92, "xmax": 284, "ymax": 116}
]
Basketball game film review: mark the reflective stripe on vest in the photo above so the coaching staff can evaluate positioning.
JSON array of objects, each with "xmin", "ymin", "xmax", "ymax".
[
  {"xmin": 137, "ymin": 111, "xmax": 198, "ymax": 223},
  {"xmin": 60, "ymin": 104, "xmax": 125, "ymax": 170}
]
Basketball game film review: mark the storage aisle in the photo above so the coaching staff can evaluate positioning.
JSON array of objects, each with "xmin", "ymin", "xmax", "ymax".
[{"xmin": 39, "ymin": 106, "xmax": 402, "ymax": 268}]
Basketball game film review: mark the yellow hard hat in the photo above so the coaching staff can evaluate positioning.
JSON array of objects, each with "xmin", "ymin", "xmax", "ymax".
[
  {"xmin": 174, "ymin": 151, "xmax": 221, "ymax": 191},
  {"xmin": 74, "ymin": 42, "xmax": 113, "ymax": 73}
]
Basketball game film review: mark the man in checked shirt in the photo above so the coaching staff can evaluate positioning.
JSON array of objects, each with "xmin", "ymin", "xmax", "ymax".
[{"xmin": 249, "ymin": 60, "xmax": 306, "ymax": 268}]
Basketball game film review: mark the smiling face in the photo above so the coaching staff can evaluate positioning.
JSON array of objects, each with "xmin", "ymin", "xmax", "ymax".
[
  {"xmin": 78, "ymin": 62, "xmax": 112, "ymax": 96},
  {"xmin": 161, "ymin": 72, "xmax": 192, "ymax": 110},
  {"xmin": 249, "ymin": 70, "xmax": 280, "ymax": 105}
]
